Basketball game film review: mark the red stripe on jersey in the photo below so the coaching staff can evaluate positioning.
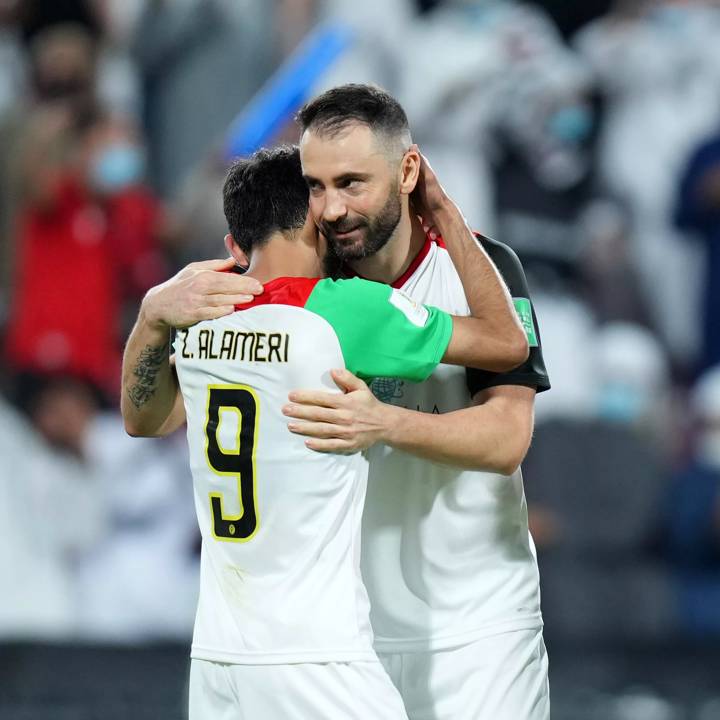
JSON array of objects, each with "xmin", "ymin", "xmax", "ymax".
[
  {"xmin": 332, "ymin": 228, "xmax": 475, "ymax": 288},
  {"xmin": 340, "ymin": 231, "xmax": 437, "ymax": 288},
  {"xmin": 428, "ymin": 232, "xmax": 485, "ymax": 253},
  {"xmin": 429, "ymin": 232, "xmax": 485, "ymax": 250},
  {"xmin": 234, "ymin": 276, "xmax": 321, "ymax": 311},
  {"xmin": 390, "ymin": 235, "xmax": 434, "ymax": 289}
]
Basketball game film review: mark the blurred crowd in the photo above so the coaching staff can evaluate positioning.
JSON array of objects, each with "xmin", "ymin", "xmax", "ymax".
[{"xmin": 1, "ymin": 0, "xmax": 720, "ymax": 648}]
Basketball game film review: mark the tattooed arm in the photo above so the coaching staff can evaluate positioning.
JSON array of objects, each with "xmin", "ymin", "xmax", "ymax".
[
  {"xmin": 121, "ymin": 311, "xmax": 185, "ymax": 437},
  {"xmin": 121, "ymin": 259, "xmax": 264, "ymax": 437}
]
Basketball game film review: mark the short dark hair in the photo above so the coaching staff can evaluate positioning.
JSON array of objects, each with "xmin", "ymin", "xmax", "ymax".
[
  {"xmin": 222, "ymin": 145, "xmax": 308, "ymax": 255},
  {"xmin": 296, "ymin": 84, "xmax": 411, "ymax": 151}
]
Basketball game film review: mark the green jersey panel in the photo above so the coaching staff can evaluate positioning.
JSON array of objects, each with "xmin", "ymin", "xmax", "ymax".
[{"xmin": 304, "ymin": 277, "xmax": 452, "ymax": 383}]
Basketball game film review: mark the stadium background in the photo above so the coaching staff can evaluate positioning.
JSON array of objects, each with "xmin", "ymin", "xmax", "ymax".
[{"xmin": 1, "ymin": 1, "xmax": 720, "ymax": 718}]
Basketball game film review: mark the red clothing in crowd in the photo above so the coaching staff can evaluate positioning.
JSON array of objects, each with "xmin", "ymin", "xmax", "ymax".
[{"xmin": 5, "ymin": 175, "xmax": 166, "ymax": 396}]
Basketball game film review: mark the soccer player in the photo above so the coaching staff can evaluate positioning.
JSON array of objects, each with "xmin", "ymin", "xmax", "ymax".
[
  {"xmin": 284, "ymin": 85, "xmax": 552, "ymax": 720},
  {"xmin": 121, "ymin": 145, "xmax": 527, "ymax": 719}
]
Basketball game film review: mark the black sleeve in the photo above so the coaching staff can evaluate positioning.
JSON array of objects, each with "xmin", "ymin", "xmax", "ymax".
[{"xmin": 466, "ymin": 234, "xmax": 551, "ymax": 397}]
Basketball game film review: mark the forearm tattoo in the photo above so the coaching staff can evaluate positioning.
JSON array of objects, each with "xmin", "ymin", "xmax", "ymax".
[{"xmin": 127, "ymin": 342, "xmax": 169, "ymax": 410}]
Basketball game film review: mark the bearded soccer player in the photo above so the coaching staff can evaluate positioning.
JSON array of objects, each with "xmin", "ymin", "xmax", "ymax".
[
  {"xmin": 121, "ymin": 146, "xmax": 527, "ymax": 718},
  {"xmin": 282, "ymin": 85, "xmax": 552, "ymax": 720}
]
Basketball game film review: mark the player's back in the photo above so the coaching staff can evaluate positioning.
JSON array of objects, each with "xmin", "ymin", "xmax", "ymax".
[
  {"xmin": 174, "ymin": 274, "xmax": 452, "ymax": 666},
  {"xmin": 174, "ymin": 278, "xmax": 374, "ymax": 664}
]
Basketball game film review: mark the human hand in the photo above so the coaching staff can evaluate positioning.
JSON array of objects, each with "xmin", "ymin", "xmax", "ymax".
[
  {"xmin": 410, "ymin": 148, "xmax": 455, "ymax": 238},
  {"xmin": 141, "ymin": 258, "xmax": 263, "ymax": 330},
  {"xmin": 283, "ymin": 369, "xmax": 392, "ymax": 453}
]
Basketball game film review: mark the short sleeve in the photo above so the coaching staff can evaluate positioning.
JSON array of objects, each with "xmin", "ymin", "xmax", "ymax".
[
  {"xmin": 304, "ymin": 277, "xmax": 452, "ymax": 383},
  {"xmin": 466, "ymin": 235, "xmax": 551, "ymax": 397}
]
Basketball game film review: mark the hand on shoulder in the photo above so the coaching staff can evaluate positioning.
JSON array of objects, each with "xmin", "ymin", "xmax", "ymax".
[{"xmin": 141, "ymin": 258, "xmax": 264, "ymax": 329}]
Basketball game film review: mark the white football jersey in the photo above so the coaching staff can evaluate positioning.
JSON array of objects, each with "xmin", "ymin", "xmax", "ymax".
[
  {"xmin": 173, "ymin": 276, "xmax": 452, "ymax": 664},
  {"xmin": 361, "ymin": 236, "xmax": 551, "ymax": 652}
]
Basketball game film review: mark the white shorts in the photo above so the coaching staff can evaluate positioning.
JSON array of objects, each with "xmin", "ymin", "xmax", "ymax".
[
  {"xmin": 189, "ymin": 658, "xmax": 409, "ymax": 720},
  {"xmin": 378, "ymin": 627, "xmax": 549, "ymax": 720}
]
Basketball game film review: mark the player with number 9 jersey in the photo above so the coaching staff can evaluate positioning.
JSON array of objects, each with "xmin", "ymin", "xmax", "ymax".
[{"xmin": 174, "ymin": 276, "xmax": 453, "ymax": 666}]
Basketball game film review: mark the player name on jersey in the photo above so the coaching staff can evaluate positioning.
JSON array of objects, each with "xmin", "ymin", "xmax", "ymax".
[
  {"xmin": 178, "ymin": 327, "xmax": 290, "ymax": 363},
  {"xmin": 173, "ymin": 275, "xmax": 454, "ymax": 665}
]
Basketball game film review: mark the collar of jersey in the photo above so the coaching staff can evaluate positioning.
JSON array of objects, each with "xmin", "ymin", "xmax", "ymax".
[
  {"xmin": 341, "ymin": 232, "xmax": 441, "ymax": 289},
  {"xmin": 234, "ymin": 276, "xmax": 321, "ymax": 311}
]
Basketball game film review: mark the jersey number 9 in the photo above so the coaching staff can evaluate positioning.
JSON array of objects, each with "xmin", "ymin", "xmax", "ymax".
[{"xmin": 205, "ymin": 385, "xmax": 259, "ymax": 542}]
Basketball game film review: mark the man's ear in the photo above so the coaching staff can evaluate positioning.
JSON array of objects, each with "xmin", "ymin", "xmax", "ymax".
[
  {"xmin": 224, "ymin": 233, "xmax": 249, "ymax": 267},
  {"xmin": 398, "ymin": 144, "xmax": 420, "ymax": 196}
]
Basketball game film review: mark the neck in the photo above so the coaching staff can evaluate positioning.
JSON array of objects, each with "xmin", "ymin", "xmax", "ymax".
[
  {"xmin": 348, "ymin": 207, "xmax": 426, "ymax": 284},
  {"xmin": 245, "ymin": 232, "xmax": 321, "ymax": 285}
]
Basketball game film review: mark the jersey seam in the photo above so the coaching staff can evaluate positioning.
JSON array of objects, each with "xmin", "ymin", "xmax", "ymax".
[{"xmin": 431, "ymin": 310, "xmax": 453, "ymax": 374}]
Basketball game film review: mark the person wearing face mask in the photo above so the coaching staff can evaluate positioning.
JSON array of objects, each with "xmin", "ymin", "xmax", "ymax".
[
  {"xmin": 0, "ymin": 22, "xmax": 100, "ymax": 342},
  {"xmin": 4, "ymin": 112, "xmax": 167, "ymax": 406},
  {"xmin": 593, "ymin": 322, "xmax": 672, "ymax": 445},
  {"xmin": 666, "ymin": 365, "xmax": 720, "ymax": 636},
  {"xmin": 88, "ymin": 136, "xmax": 146, "ymax": 195},
  {"xmin": 83, "ymin": 114, "xmax": 147, "ymax": 195}
]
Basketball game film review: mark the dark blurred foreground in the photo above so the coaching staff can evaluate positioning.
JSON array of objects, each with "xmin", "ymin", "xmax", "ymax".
[{"xmin": 2, "ymin": 637, "xmax": 720, "ymax": 720}]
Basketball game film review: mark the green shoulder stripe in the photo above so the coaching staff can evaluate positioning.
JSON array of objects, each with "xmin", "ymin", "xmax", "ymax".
[{"xmin": 304, "ymin": 277, "xmax": 452, "ymax": 383}]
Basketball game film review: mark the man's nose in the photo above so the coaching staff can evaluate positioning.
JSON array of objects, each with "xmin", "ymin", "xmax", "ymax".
[{"xmin": 322, "ymin": 190, "xmax": 347, "ymax": 223}]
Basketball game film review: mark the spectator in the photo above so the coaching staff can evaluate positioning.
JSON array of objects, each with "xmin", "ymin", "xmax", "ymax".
[
  {"xmin": 0, "ymin": 391, "xmax": 103, "ymax": 639},
  {"xmin": 666, "ymin": 365, "xmax": 720, "ymax": 635},
  {"xmin": 578, "ymin": 198, "xmax": 653, "ymax": 328},
  {"xmin": 16, "ymin": 0, "xmax": 100, "ymax": 43},
  {"xmin": 526, "ymin": 321, "xmax": 675, "ymax": 643},
  {"xmin": 532, "ymin": 291, "xmax": 597, "ymax": 421},
  {"xmin": 675, "ymin": 129, "xmax": 720, "ymax": 372},
  {"xmin": 132, "ymin": 0, "xmax": 277, "ymax": 196},
  {"xmin": 593, "ymin": 322, "xmax": 673, "ymax": 448},
  {"xmin": 4, "ymin": 111, "xmax": 166, "ymax": 403},
  {"xmin": 574, "ymin": 0, "xmax": 720, "ymax": 365},
  {"xmin": 399, "ymin": 0, "xmax": 592, "ymax": 233},
  {"xmin": 91, "ymin": 0, "xmax": 144, "ymax": 119},
  {"xmin": 317, "ymin": 0, "xmax": 415, "ymax": 92},
  {"xmin": 75, "ymin": 414, "xmax": 199, "ymax": 642},
  {"xmin": 24, "ymin": 21, "xmax": 98, "ymax": 118},
  {"xmin": 0, "ymin": 22, "xmax": 100, "ymax": 318},
  {"xmin": 0, "ymin": 375, "xmax": 198, "ymax": 643}
]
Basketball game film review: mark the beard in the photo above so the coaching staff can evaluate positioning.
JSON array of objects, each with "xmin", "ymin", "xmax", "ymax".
[{"xmin": 321, "ymin": 185, "xmax": 402, "ymax": 263}]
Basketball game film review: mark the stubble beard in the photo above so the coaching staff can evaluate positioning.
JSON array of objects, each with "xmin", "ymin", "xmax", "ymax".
[{"xmin": 323, "ymin": 186, "xmax": 403, "ymax": 264}]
